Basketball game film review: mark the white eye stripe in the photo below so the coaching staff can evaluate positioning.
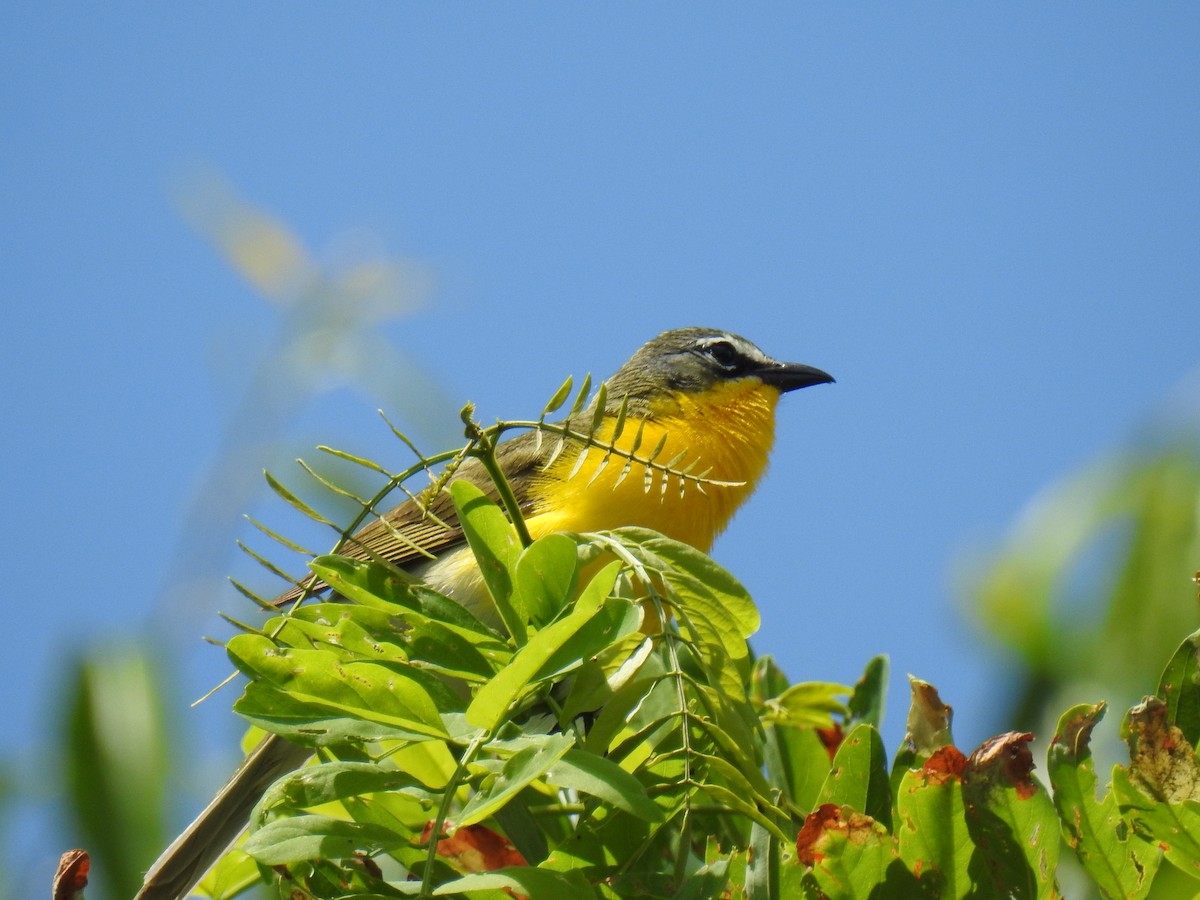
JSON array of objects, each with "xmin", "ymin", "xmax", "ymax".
[{"xmin": 695, "ymin": 335, "xmax": 771, "ymax": 367}]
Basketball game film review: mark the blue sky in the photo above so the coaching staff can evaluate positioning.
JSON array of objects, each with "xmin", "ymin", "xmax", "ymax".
[{"xmin": 3, "ymin": 4, "xmax": 1199, "ymax": 889}]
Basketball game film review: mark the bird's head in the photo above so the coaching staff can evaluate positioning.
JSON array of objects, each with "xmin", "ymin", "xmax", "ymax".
[{"xmin": 605, "ymin": 327, "xmax": 834, "ymax": 413}]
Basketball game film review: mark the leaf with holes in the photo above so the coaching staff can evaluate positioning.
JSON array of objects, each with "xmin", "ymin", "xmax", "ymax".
[
  {"xmin": 895, "ymin": 745, "xmax": 971, "ymax": 898},
  {"xmin": 961, "ymin": 732, "xmax": 1061, "ymax": 899},
  {"xmin": 1047, "ymin": 703, "xmax": 1158, "ymax": 899}
]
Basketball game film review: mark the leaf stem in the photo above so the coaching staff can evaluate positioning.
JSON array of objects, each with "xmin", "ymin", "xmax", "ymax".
[
  {"xmin": 462, "ymin": 413, "xmax": 533, "ymax": 548},
  {"xmin": 419, "ymin": 729, "xmax": 488, "ymax": 898}
]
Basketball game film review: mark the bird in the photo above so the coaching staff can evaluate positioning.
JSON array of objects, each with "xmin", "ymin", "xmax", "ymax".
[{"xmin": 135, "ymin": 327, "xmax": 833, "ymax": 900}]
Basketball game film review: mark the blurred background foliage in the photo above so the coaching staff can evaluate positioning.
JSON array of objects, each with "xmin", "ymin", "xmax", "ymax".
[
  {"xmin": 16, "ymin": 186, "xmax": 1198, "ymax": 898},
  {"xmin": 964, "ymin": 436, "xmax": 1200, "ymax": 751},
  {"xmin": 34, "ymin": 180, "xmax": 450, "ymax": 900}
]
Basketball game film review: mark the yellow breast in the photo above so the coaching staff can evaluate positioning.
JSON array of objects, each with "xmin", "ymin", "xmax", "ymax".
[{"xmin": 525, "ymin": 379, "xmax": 782, "ymax": 551}]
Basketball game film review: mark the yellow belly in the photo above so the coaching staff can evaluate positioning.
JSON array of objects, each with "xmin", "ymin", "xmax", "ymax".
[{"xmin": 421, "ymin": 379, "xmax": 783, "ymax": 626}]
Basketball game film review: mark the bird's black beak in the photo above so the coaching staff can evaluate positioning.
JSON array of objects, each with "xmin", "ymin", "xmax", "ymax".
[{"xmin": 755, "ymin": 361, "xmax": 836, "ymax": 393}]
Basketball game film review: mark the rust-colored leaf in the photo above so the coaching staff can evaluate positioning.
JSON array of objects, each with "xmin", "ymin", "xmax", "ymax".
[
  {"xmin": 52, "ymin": 850, "xmax": 89, "ymax": 900},
  {"xmin": 816, "ymin": 723, "xmax": 845, "ymax": 759},
  {"xmin": 796, "ymin": 803, "xmax": 842, "ymax": 865},
  {"xmin": 966, "ymin": 731, "xmax": 1037, "ymax": 799},
  {"xmin": 921, "ymin": 745, "xmax": 967, "ymax": 785},
  {"xmin": 420, "ymin": 820, "xmax": 527, "ymax": 873},
  {"xmin": 795, "ymin": 803, "xmax": 880, "ymax": 866}
]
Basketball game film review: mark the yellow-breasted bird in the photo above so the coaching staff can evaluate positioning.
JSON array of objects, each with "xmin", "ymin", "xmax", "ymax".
[{"xmin": 135, "ymin": 327, "xmax": 833, "ymax": 900}]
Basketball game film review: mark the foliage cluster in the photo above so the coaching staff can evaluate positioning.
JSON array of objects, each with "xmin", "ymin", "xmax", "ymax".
[{"xmin": 185, "ymin": 405, "xmax": 1200, "ymax": 900}]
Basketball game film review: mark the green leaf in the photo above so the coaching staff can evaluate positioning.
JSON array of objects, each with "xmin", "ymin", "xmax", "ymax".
[
  {"xmin": 544, "ymin": 749, "xmax": 665, "ymax": 821},
  {"xmin": 64, "ymin": 645, "xmax": 169, "ymax": 900},
  {"xmin": 244, "ymin": 814, "xmax": 405, "ymax": 865},
  {"xmin": 306, "ymin": 553, "xmax": 421, "ymax": 606},
  {"xmin": 388, "ymin": 737, "xmax": 460, "ymax": 791},
  {"xmin": 316, "ymin": 443, "xmax": 393, "ymax": 476},
  {"xmin": 457, "ymin": 734, "xmax": 575, "ymax": 827},
  {"xmin": 265, "ymin": 608, "xmax": 408, "ymax": 663},
  {"xmin": 692, "ymin": 744, "xmax": 777, "ymax": 805},
  {"xmin": 465, "ymin": 561, "xmax": 620, "ymax": 731},
  {"xmin": 530, "ymin": 599, "xmax": 641, "ymax": 684},
  {"xmin": 234, "ymin": 682, "xmax": 431, "ymax": 746},
  {"xmin": 671, "ymin": 576, "xmax": 748, "ymax": 661},
  {"xmin": 607, "ymin": 528, "xmax": 758, "ymax": 657},
  {"xmin": 1111, "ymin": 765, "xmax": 1200, "ymax": 881},
  {"xmin": 751, "ymin": 655, "xmax": 790, "ymax": 703},
  {"xmin": 260, "ymin": 760, "xmax": 432, "ymax": 811},
  {"xmin": 689, "ymin": 683, "xmax": 772, "ymax": 789},
  {"xmin": 227, "ymin": 634, "xmax": 448, "ymax": 739},
  {"xmin": 559, "ymin": 633, "xmax": 654, "ymax": 722},
  {"xmin": 763, "ymin": 681, "xmax": 850, "ymax": 728},
  {"xmin": 490, "ymin": 800, "xmax": 551, "ymax": 866},
  {"xmin": 745, "ymin": 821, "xmax": 776, "ymax": 900},
  {"xmin": 538, "ymin": 808, "xmax": 653, "ymax": 878},
  {"xmin": 697, "ymin": 782, "xmax": 790, "ymax": 840},
  {"xmin": 195, "ymin": 848, "xmax": 262, "ymax": 900},
  {"xmin": 264, "ymin": 469, "xmax": 335, "ymax": 526},
  {"xmin": 695, "ymin": 637, "xmax": 753, "ymax": 708},
  {"xmin": 764, "ymin": 719, "xmax": 834, "ymax": 813},
  {"xmin": 450, "ymin": 479, "xmax": 525, "ymax": 641},
  {"xmin": 568, "ymin": 373, "xmax": 593, "ymax": 417},
  {"xmin": 796, "ymin": 805, "xmax": 899, "ymax": 900},
  {"xmin": 542, "ymin": 375, "xmax": 575, "ymax": 417},
  {"xmin": 588, "ymin": 381, "xmax": 608, "ymax": 434},
  {"xmin": 961, "ymin": 732, "xmax": 1061, "ymax": 899},
  {"xmin": 754, "ymin": 657, "xmax": 838, "ymax": 812},
  {"xmin": 433, "ymin": 866, "xmax": 599, "ymax": 897},
  {"xmin": 1047, "ymin": 703, "xmax": 1158, "ymax": 899},
  {"xmin": 582, "ymin": 652, "xmax": 672, "ymax": 756},
  {"xmin": 671, "ymin": 854, "xmax": 734, "ymax": 900},
  {"xmin": 847, "ymin": 655, "xmax": 889, "ymax": 730},
  {"xmin": 512, "ymin": 532, "xmax": 580, "ymax": 626},
  {"xmin": 403, "ymin": 618, "xmax": 505, "ymax": 682},
  {"xmin": 278, "ymin": 601, "xmax": 499, "ymax": 682},
  {"xmin": 815, "ymin": 723, "xmax": 892, "ymax": 830},
  {"xmin": 1097, "ymin": 453, "xmax": 1200, "ymax": 694},
  {"xmin": 1114, "ymin": 696, "xmax": 1200, "ymax": 878},
  {"xmin": 309, "ymin": 555, "xmax": 500, "ymax": 642},
  {"xmin": 894, "ymin": 747, "xmax": 972, "ymax": 899},
  {"xmin": 1157, "ymin": 627, "xmax": 1200, "ymax": 747},
  {"xmin": 778, "ymin": 839, "xmax": 816, "ymax": 899}
]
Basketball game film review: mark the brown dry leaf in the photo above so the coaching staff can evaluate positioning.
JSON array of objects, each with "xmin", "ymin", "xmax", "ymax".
[
  {"xmin": 905, "ymin": 678, "xmax": 954, "ymax": 753},
  {"xmin": 795, "ymin": 803, "xmax": 880, "ymax": 866},
  {"xmin": 52, "ymin": 849, "xmax": 89, "ymax": 900},
  {"xmin": 965, "ymin": 731, "xmax": 1038, "ymax": 800},
  {"xmin": 1126, "ymin": 696, "xmax": 1200, "ymax": 803}
]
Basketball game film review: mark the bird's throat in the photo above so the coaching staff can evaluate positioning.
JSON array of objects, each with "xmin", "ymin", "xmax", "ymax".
[{"xmin": 527, "ymin": 379, "xmax": 782, "ymax": 552}]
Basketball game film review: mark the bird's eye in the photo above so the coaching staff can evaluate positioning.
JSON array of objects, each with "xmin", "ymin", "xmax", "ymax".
[{"xmin": 703, "ymin": 340, "xmax": 740, "ymax": 369}]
